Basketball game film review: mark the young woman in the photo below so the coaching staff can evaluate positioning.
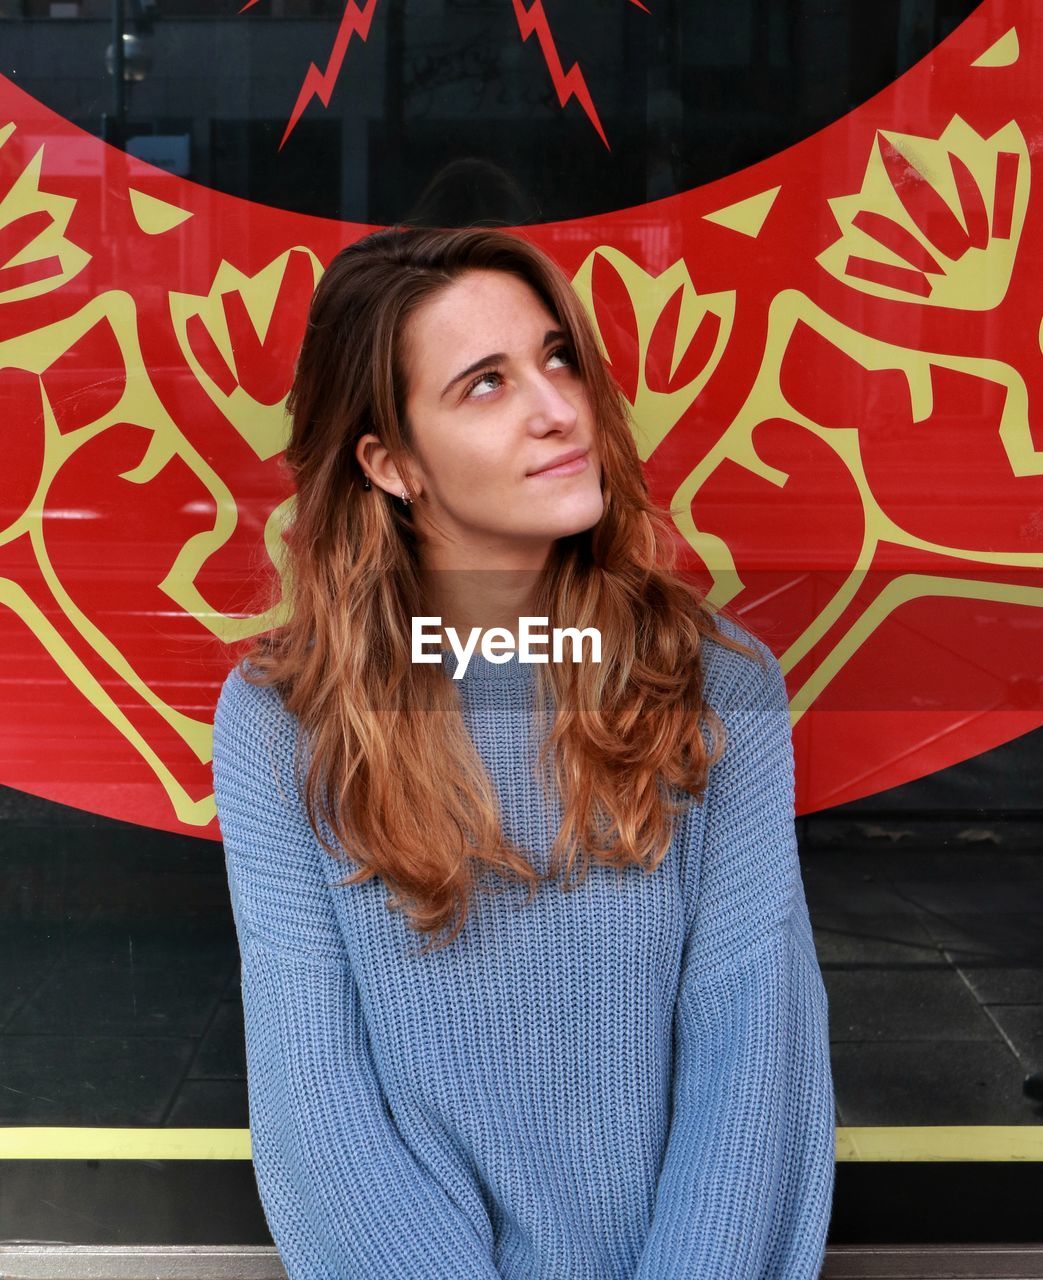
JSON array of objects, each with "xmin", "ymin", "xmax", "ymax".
[{"xmin": 211, "ymin": 226, "xmax": 836, "ymax": 1279}]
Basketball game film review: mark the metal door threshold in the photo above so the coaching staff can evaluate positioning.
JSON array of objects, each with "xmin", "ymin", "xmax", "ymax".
[
  {"xmin": 2, "ymin": 1243, "xmax": 1043, "ymax": 1279},
  {"xmin": 822, "ymin": 1245, "xmax": 1043, "ymax": 1278}
]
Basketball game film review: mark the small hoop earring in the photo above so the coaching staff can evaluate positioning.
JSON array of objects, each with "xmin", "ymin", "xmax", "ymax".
[{"xmin": 400, "ymin": 490, "xmax": 413, "ymax": 507}]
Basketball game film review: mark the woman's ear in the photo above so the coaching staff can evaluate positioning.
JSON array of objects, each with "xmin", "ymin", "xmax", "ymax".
[{"xmin": 356, "ymin": 433, "xmax": 421, "ymax": 500}]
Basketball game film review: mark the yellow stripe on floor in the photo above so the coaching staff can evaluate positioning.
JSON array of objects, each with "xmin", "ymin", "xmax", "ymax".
[
  {"xmin": 0, "ymin": 1126, "xmax": 1040, "ymax": 1161},
  {"xmin": 835, "ymin": 1126, "xmax": 1043, "ymax": 1162},
  {"xmin": 0, "ymin": 1128, "xmax": 252, "ymax": 1160}
]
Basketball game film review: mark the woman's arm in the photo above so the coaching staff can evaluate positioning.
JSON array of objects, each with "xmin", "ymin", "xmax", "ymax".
[
  {"xmin": 633, "ymin": 638, "xmax": 836, "ymax": 1280},
  {"xmin": 211, "ymin": 668, "xmax": 504, "ymax": 1280}
]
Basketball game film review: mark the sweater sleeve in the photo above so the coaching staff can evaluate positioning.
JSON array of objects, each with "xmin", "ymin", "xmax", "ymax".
[
  {"xmin": 632, "ymin": 637, "xmax": 836, "ymax": 1280},
  {"xmin": 211, "ymin": 667, "xmax": 504, "ymax": 1280}
]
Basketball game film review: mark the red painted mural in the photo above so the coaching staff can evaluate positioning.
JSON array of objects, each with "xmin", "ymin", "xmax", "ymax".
[{"xmin": 0, "ymin": 0, "xmax": 1039, "ymax": 835}]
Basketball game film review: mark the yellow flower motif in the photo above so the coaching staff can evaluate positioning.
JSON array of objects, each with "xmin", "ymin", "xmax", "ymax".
[{"xmin": 818, "ymin": 116, "xmax": 1028, "ymax": 309}]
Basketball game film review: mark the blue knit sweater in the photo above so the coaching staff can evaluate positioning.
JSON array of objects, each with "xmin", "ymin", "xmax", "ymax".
[{"xmin": 211, "ymin": 614, "xmax": 836, "ymax": 1279}]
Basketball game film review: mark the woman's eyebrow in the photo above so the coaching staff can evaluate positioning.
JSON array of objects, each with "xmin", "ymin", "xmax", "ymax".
[
  {"xmin": 441, "ymin": 352, "xmax": 505, "ymax": 399},
  {"xmin": 440, "ymin": 329, "xmax": 568, "ymax": 398}
]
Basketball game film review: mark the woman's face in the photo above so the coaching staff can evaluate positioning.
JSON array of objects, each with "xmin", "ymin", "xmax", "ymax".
[{"xmin": 394, "ymin": 269, "xmax": 604, "ymax": 570}]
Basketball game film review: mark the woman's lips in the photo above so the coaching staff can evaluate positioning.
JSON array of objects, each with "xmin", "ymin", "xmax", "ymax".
[{"xmin": 528, "ymin": 453, "xmax": 590, "ymax": 478}]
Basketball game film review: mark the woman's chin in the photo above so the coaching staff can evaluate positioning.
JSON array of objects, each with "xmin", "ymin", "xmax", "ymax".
[
  {"xmin": 541, "ymin": 511, "xmax": 605, "ymax": 545},
  {"xmin": 560, "ymin": 492, "xmax": 606, "ymax": 537},
  {"xmin": 475, "ymin": 494, "xmax": 605, "ymax": 552}
]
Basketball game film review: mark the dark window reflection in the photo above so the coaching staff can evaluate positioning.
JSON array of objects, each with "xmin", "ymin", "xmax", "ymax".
[{"xmin": 1, "ymin": 0, "xmax": 981, "ymax": 223}]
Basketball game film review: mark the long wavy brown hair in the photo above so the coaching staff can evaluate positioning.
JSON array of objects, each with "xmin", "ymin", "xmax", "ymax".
[{"xmin": 231, "ymin": 225, "xmax": 762, "ymax": 953}]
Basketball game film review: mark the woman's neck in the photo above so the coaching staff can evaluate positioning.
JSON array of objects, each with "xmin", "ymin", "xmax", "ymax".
[{"xmin": 422, "ymin": 569, "xmax": 542, "ymax": 645}]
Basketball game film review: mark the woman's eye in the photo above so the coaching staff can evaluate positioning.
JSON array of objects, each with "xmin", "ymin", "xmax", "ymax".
[
  {"xmin": 464, "ymin": 348, "xmax": 574, "ymax": 399},
  {"xmin": 465, "ymin": 370, "xmax": 502, "ymax": 398}
]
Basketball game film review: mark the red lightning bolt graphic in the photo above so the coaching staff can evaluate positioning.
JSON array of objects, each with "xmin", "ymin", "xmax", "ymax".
[
  {"xmin": 242, "ymin": 0, "xmax": 647, "ymax": 153},
  {"xmin": 240, "ymin": 0, "xmax": 381, "ymax": 150},
  {"xmin": 511, "ymin": 0, "xmax": 612, "ymax": 150}
]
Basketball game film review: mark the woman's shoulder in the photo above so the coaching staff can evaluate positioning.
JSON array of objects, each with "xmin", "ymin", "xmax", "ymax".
[
  {"xmin": 212, "ymin": 660, "xmax": 307, "ymax": 799},
  {"xmin": 698, "ymin": 612, "xmax": 783, "ymax": 720},
  {"xmin": 215, "ymin": 659, "xmax": 297, "ymax": 737}
]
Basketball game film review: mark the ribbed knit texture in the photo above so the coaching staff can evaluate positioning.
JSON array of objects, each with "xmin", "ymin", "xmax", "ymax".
[{"xmin": 211, "ymin": 614, "xmax": 836, "ymax": 1279}]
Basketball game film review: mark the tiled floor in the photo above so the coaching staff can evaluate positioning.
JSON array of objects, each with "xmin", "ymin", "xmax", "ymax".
[
  {"xmin": 0, "ymin": 807, "xmax": 247, "ymax": 1128},
  {"xmin": 803, "ymin": 830, "xmax": 1043, "ymax": 1128},
  {"xmin": 1, "ymin": 800, "xmax": 1040, "ymax": 1131}
]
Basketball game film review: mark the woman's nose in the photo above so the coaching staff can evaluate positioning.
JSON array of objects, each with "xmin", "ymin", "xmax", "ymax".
[{"xmin": 527, "ymin": 372, "xmax": 579, "ymax": 431}]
